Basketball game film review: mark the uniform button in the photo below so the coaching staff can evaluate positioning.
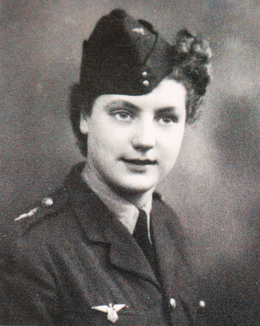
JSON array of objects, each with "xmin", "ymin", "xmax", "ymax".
[
  {"xmin": 143, "ymin": 80, "xmax": 149, "ymax": 86},
  {"xmin": 169, "ymin": 298, "xmax": 176, "ymax": 308},
  {"xmin": 42, "ymin": 197, "xmax": 54, "ymax": 207},
  {"xmin": 142, "ymin": 71, "xmax": 148, "ymax": 77},
  {"xmin": 199, "ymin": 300, "xmax": 206, "ymax": 308}
]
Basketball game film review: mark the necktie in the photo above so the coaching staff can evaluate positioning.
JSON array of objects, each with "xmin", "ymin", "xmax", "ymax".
[{"xmin": 133, "ymin": 210, "xmax": 157, "ymax": 273}]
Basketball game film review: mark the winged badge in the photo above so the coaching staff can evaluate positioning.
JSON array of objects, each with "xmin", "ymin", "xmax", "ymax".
[
  {"xmin": 132, "ymin": 27, "xmax": 145, "ymax": 35},
  {"xmin": 92, "ymin": 303, "xmax": 126, "ymax": 323}
]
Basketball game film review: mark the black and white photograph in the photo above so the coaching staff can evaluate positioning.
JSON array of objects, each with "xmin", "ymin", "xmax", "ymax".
[{"xmin": 1, "ymin": 1, "xmax": 259, "ymax": 325}]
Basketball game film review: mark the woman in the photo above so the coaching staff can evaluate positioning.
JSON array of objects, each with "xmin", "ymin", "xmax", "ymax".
[{"xmin": 1, "ymin": 9, "xmax": 211, "ymax": 325}]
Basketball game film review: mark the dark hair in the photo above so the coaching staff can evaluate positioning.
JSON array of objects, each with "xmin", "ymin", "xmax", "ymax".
[
  {"xmin": 169, "ymin": 29, "xmax": 212, "ymax": 122},
  {"xmin": 70, "ymin": 29, "xmax": 212, "ymax": 156}
]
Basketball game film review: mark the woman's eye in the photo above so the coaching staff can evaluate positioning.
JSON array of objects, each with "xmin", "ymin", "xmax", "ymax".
[
  {"xmin": 118, "ymin": 112, "xmax": 130, "ymax": 119},
  {"xmin": 113, "ymin": 111, "xmax": 133, "ymax": 121},
  {"xmin": 158, "ymin": 116, "xmax": 178, "ymax": 125}
]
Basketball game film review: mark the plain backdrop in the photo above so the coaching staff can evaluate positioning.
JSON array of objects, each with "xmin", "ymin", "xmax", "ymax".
[{"xmin": 1, "ymin": 0, "xmax": 259, "ymax": 324}]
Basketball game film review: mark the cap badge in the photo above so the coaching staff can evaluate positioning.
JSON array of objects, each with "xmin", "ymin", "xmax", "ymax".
[
  {"xmin": 92, "ymin": 303, "xmax": 126, "ymax": 323},
  {"xmin": 132, "ymin": 27, "xmax": 145, "ymax": 35}
]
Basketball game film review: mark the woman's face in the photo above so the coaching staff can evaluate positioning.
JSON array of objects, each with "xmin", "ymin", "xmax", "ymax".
[{"xmin": 80, "ymin": 79, "xmax": 186, "ymax": 195}]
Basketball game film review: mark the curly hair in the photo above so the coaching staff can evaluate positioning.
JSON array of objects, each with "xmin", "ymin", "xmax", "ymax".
[
  {"xmin": 169, "ymin": 29, "xmax": 212, "ymax": 122},
  {"xmin": 69, "ymin": 29, "xmax": 212, "ymax": 156}
]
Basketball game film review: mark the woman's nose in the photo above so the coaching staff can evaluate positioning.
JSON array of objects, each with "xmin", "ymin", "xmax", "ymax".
[{"xmin": 131, "ymin": 118, "xmax": 156, "ymax": 152}]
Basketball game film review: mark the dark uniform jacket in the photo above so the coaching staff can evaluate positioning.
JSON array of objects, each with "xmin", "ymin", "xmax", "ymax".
[{"xmin": 1, "ymin": 163, "xmax": 204, "ymax": 325}]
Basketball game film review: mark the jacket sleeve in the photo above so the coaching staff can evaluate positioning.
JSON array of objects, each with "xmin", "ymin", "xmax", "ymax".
[{"xmin": 0, "ymin": 236, "xmax": 61, "ymax": 326}]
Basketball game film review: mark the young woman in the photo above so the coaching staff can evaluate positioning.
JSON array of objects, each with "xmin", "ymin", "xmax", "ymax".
[{"xmin": 1, "ymin": 9, "xmax": 211, "ymax": 325}]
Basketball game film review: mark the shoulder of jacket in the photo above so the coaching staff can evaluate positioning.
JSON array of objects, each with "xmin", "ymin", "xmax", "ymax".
[{"xmin": 14, "ymin": 186, "xmax": 69, "ymax": 235}]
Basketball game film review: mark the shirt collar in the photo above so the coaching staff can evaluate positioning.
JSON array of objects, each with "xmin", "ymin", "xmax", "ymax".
[{"xmin": 82, "ymin": 162, "xmax": 153, "ymax": 235}]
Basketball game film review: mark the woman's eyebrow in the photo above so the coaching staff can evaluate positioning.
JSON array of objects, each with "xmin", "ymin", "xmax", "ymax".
[
  {"xmin": 105, "ymin": 100, "xmax": 140, "ymax": 111},
  {"xmin": 155, "ymin": 107, "xmax": 179, "ymax": 114},
  {"xmin": 105, "ymin": 101, "xmax": 179, "ymax": 114}
]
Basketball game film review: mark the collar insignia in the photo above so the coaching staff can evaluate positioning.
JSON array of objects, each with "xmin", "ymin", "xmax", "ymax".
[
  {"xmin": 92, "ymin": 303, "xmax": 126, "ymax": 323},
  {"xmin": 14, "ymin": 207, "xmax": 38, "ymax": 221},
  {"xmin": 132, "ymin": 27, "xmax": 145, "ymax": 35}
]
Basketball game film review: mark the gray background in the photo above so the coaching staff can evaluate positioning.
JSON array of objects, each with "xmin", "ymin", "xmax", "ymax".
[{"xmin": 1, "ymin": 0, "xmax": 259, "ymax": 324}]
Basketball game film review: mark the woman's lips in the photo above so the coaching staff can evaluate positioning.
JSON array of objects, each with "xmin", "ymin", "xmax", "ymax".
[{"xmin": 121, "ymin": 158, "xmax": 157, "ymax": 165}]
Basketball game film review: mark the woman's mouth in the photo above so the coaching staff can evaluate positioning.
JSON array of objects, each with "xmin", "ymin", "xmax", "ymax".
[{"xmin": 121, "ymin": 158, "xmax": 157, "ymax": 165}]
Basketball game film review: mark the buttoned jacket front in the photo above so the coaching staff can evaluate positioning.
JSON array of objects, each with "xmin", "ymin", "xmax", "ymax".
[{"xmin": 1, "ymin": 164, "xmax": 202, "ymax": 326}]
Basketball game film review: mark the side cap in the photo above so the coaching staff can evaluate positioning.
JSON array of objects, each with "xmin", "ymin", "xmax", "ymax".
[{"xmin": 80, "ymin": 9, "xmax": 175, "ymax": 97}]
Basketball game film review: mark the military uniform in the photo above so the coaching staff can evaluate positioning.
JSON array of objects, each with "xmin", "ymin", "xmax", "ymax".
[
  {"xmin": 1, "ymin": 9, "xmax": 211, "ymax": 326},
  {"xmin": 1, "ymin": 163, "xmax": 205, "ymax": 325}
]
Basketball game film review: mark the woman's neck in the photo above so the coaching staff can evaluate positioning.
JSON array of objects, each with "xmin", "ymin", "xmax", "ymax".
[{"xmin": 81, "ymin": 161, "xmax": 155, "ymax": 209}]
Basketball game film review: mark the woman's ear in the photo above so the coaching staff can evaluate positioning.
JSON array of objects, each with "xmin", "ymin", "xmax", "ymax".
[{"xmin": 79, "ymin": 113, "xmax": 89, "ymax": 134}]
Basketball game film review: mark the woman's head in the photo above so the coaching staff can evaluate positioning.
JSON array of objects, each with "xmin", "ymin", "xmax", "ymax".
[
  {"xmin": 70, "ymin": 9, "xmax": 212, "ymax": 157},
  {"xmin": 78, "ymin": 79, "xmax": 187, "ymax": 195}
]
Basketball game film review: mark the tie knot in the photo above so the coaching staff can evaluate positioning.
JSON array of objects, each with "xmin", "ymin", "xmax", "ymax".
[
  {"xmin": 133, "ymin": 209, "xmax": 148, "ymax": 239},
  {"xmin": 134, "ymin": 210, "xmax": 148, "ymax": 237},
  {"xmin": 138, "ymin": 209, "xmax": 147, "ymax": 222}
]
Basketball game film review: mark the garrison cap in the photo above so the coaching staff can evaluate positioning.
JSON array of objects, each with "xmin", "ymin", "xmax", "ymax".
[{"xmin": 80, "ymin": 9, "xmax": 176, "ymax": 97}]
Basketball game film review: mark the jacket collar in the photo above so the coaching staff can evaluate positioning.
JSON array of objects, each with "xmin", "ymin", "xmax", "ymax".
[
  {"xmin": 66, "ymin": 163, "xmax": 159, "ymax": 287},
  {"xmin": 65, "ymin": 163, "xmax": 198, "ymax": 310},
  {"xmin": 81, "ymin": 161, "xmax": 153, "ymax": 236}
]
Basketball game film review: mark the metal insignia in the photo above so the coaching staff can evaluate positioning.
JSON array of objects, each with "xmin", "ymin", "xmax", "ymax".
[
  {"xmin": 132, "ymin": 27, "xmax": 145, "ymax": 35},
  {"xmin": 92, "ymin": 303, "xmax": 126, "ymax": 323},
  {"xmin": 14, "ymin": 207, "xmax": 39, "ymax": 221}
]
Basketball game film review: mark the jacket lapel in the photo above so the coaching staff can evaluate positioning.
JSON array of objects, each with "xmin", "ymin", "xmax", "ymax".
[
  {"xmin": 67, "ymin": 169, "xmax": 159, "ymax": 286},
  {"xmin": 104, "ymin": 216, "xmax": 159, "ymax": 286}
]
